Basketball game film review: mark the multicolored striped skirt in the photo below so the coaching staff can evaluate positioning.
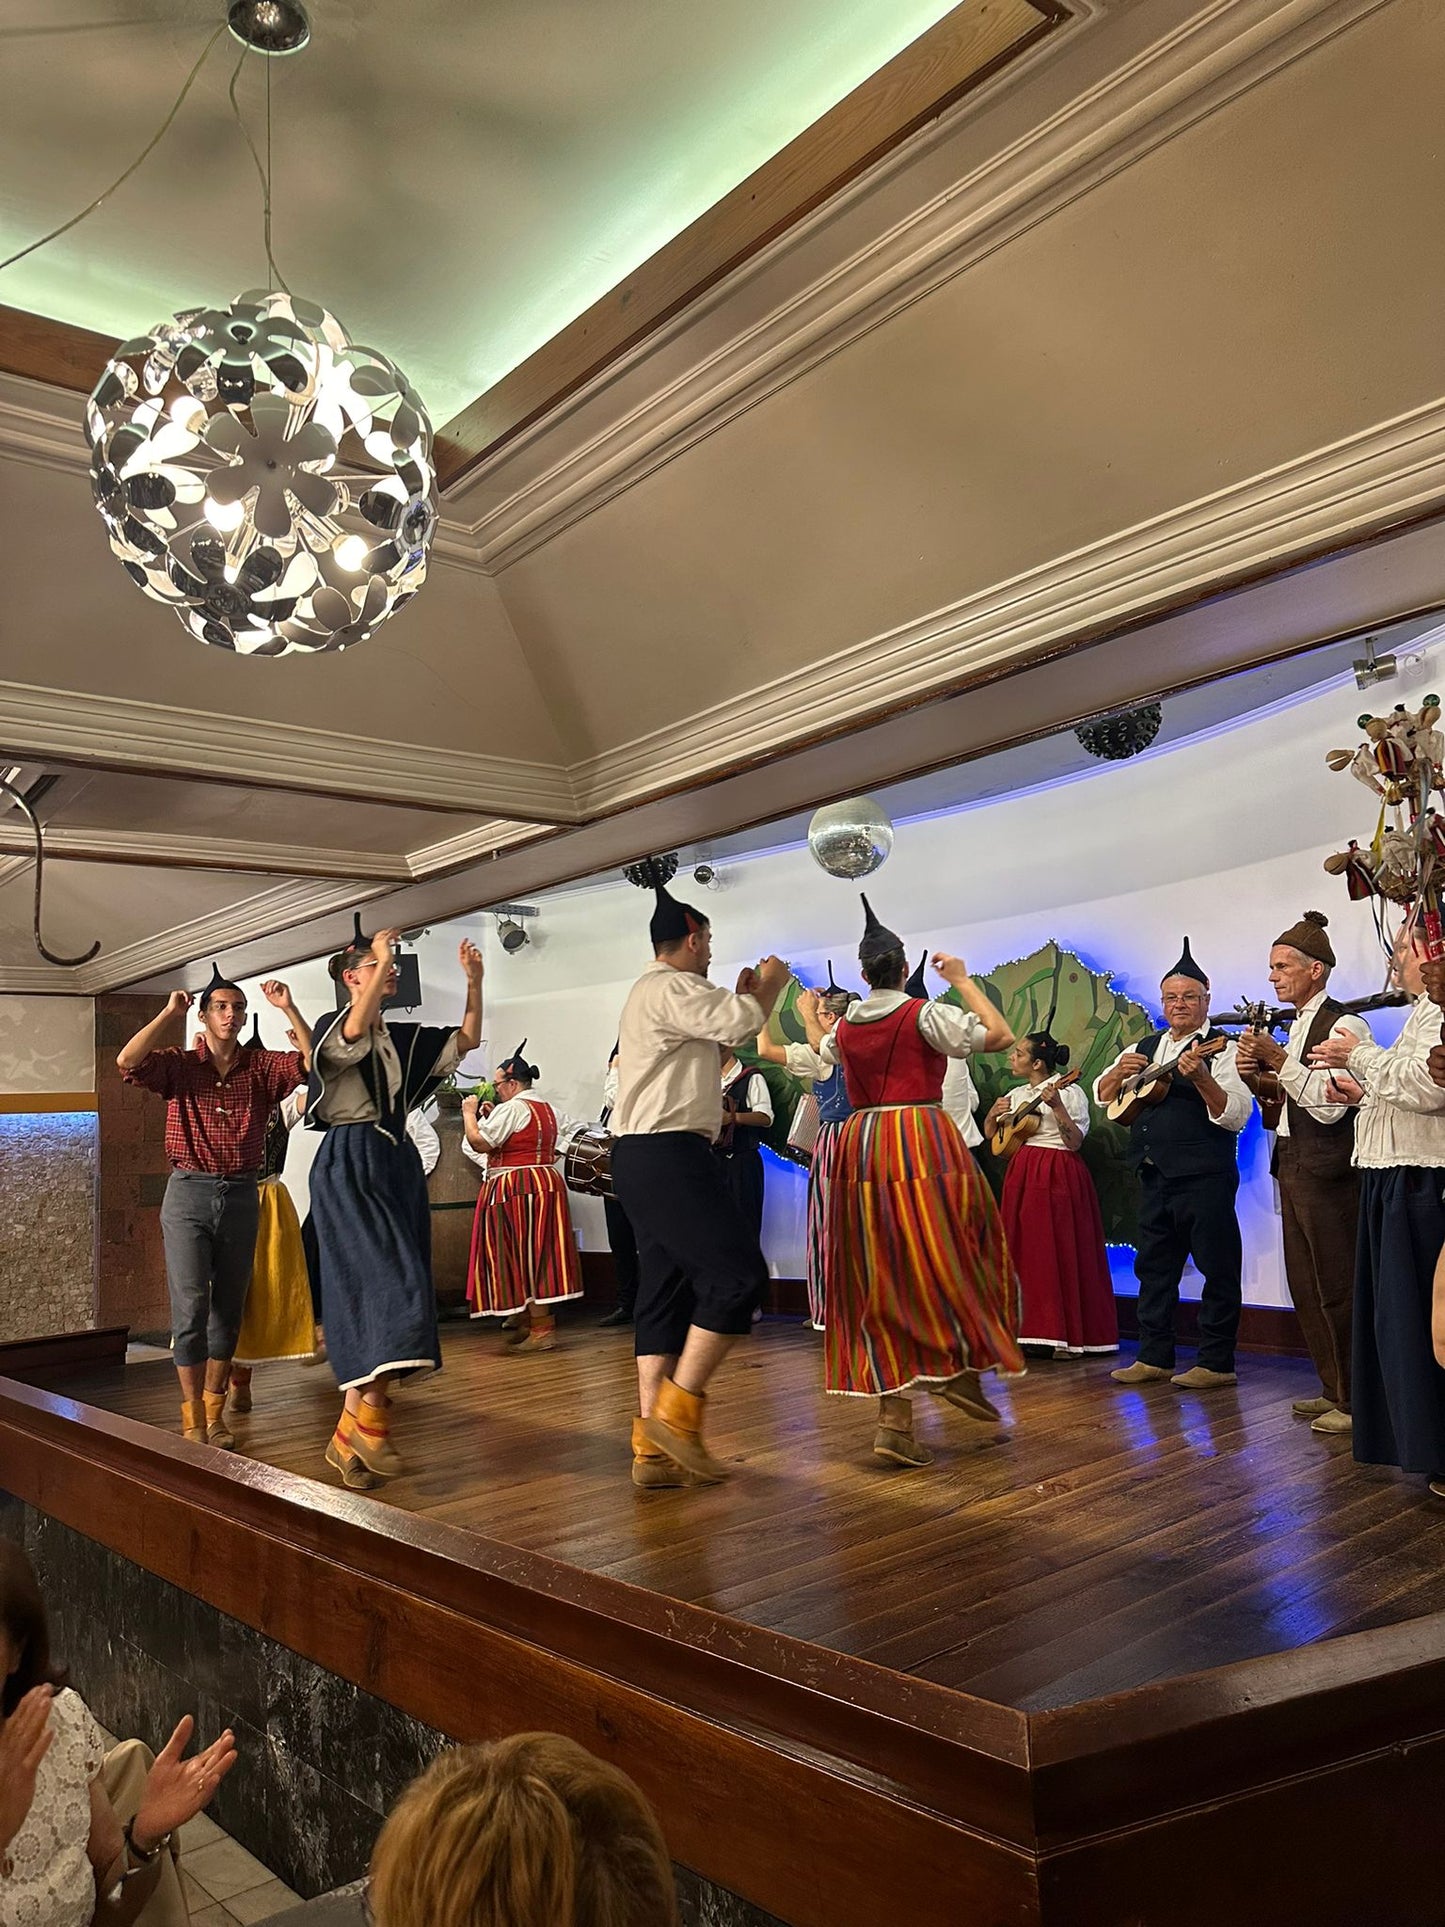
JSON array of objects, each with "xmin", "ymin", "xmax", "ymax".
[
  {"xmin": 467, "ymin": 1164, "xmax": 583, "ymax": 1317},
  {"xmin": 822, "ymin": 1105, "xmax": 1023, "ymax": 1396},
  {"xmin": 805, "ymin": 1118, "xmax": 846, "ymax": 1331}
]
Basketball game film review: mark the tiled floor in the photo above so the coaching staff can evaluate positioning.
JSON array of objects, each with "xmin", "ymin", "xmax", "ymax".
[{"xmin": 99, "ymin": 1729, "xmax": 304, "ymax": 1925}]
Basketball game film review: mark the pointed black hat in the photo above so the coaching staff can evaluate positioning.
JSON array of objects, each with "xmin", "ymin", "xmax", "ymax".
[
  {"xmin": 198, "ymin": 960, "xmax": 243, "ymax": 1009},
  {"xmin": 1163, "ymin": 936, "xmax": 1208, "ymax": 986},
  {"xmin": 650, "ymin": 885, "xmax": 707, "ymax": 946},
  {"xmin": 858, "ymin": 894, "xmax": 905, "ymax": 968},
  {"xmin": 498, "ymin": 1038, "xmax": 538, "ymax": 1082},
  {"xmin": 244, "ymin": 1012, "xmax": 263, "ymax": 1050},
  {"xmin": 904, "ymin": 949, "xmax": 929, "ymax": 1000}
]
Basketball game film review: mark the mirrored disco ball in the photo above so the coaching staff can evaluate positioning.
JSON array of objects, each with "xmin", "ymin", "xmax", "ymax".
[
  {"xmin": 807, "ymin": 798, "xmax": 894, "ymax": 879},
  {"xmin": 84, "ymin": 289, "xmax": 437, "ymax": 655}
]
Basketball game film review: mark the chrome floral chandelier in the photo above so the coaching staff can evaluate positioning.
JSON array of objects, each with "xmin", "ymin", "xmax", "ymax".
[{"xmin": 85, "ymin": 289, "xmax": 437, "ymax": 656}]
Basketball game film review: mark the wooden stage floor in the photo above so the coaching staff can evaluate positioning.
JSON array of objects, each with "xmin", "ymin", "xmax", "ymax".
[{"xmin": 50, "ymin": 1315, "xmax": 1445, "ymax": 1712}]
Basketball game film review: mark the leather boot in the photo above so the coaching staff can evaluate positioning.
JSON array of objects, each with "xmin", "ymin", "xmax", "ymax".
[
  {"xmin": 640, "ymin": 1379, "xmax": 729, "ymax": 1483},
  {"xmin": 325, "ymin": 1423, "xmax": 381, "ymax": 1491},
  {"xmin": 229, "ymin": 1368, "xmax": 253, "ymax": 1414},
  {"xmin": 930, "ymin": 1370, "xmax": 1002, "ymax": 1422},
  {"xmin": 202, "ymin": 1391, "xmax": 235, "ymax": 1450},
  {"xmin": 337, "ymin": 1402, "xmax": 403, "ymax": 1478},
  {"xmin": 180, "ymin": 1399, "xmax": 206, "ymax": 1444},
  {"xmin": 631, "ymin": 1418, "xmax": 690, "ymax": 1489}
]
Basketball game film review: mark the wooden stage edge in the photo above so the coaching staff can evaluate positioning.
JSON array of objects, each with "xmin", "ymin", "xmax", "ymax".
[{"xmin": 3, "ymin": 1339, "xmax": 1444, "ymax": 1925}]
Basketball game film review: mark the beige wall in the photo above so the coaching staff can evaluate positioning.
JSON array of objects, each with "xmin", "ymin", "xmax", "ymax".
[{"xmin": 0, "ymin": 994, "xmax": 93, "ymax": 1094}]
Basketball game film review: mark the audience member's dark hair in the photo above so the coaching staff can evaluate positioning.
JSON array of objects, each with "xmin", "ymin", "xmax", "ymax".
[
  {"xmin": 1024, "ymin": 1030, "xmax": 1070, "ymax": 1074},
  {"xmin": 368, "ymin": 1732, "xmax": 678, "ymax": 1927},
  {"xmin": 0, "ymin": 1541, "xmax": 68, "ymax": 1716}
]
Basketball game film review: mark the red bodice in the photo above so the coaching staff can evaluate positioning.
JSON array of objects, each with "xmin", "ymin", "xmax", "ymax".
[
  {"xmin": 487, "ymin": 1099, "xmax": 560, "ymax": 1169},
  {"xmin": 838, "ymin": 1002, "xmax": 946, "ymax": 1109}
]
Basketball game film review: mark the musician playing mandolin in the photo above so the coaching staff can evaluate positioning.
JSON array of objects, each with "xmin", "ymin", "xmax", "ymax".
[
  {"xmin": 1094, "ymin": 939, "xmax": 1252, "ymax": 1391},
  {"xmin": 984, "ymin": 1030, "xmax": 1117, "ymax": 1358},
  {"xmin": 1233, "ymin": 911, "xmax": 1370, "ymax": 1436}
]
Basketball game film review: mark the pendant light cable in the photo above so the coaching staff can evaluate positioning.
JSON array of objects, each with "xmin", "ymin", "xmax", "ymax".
[
  {"xmin": 0, "ymin": 20, "xmax": 228, "ymax": 275},
  {"xmin": 228, "ymin": 41, "xmax": 291, "ymax": 294}
]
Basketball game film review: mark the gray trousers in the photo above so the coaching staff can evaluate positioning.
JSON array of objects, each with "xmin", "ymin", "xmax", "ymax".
[{"xmin": 159, "ymin": 1169, "xmax": 260, "ymax": 1367}]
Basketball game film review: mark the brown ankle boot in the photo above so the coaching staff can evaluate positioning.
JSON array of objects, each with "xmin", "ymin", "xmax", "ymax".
[
  {"xmin": 640, "ymin": 1379, "xmax": 729, "ymax": 1483},
  {"xmin": 340, "ymin": 1404, "xmax": 403, "ymax": 1478},
  {"xmin": 180, "ymin": 1398, "xmax": 206, "ymax": 1444},
  {"xmin": 229, "ymin": 1370, "xmax": 253, "ymax": 1414},
  {"xmin": 630, "ymin": 1417, "xmax": 691, "ymax": 1489},
  {"xmin": 202, "ymin": 1391, "xmax": 235, "ymax": 1450},
  {"xmin": 325, "ymin": 1426, "xmax": 380, "ymax": 1491}
]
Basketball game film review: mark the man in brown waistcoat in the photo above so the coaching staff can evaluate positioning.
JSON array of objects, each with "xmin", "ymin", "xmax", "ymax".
[{"xmin": 1236, "ymin": 912, "xmax": 1372, "ymax": 1434}]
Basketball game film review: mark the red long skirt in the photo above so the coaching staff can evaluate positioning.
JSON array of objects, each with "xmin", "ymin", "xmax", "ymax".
[{"xmin": 1001, "ymin": 1145, "xmax": 1118, "ymax": 1353}]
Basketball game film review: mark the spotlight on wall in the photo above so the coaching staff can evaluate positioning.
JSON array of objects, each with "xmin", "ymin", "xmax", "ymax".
[
  {"xmin": 1352, "ymin": 637, "xmax": 1398, "ymax": 692},
  {"xmin": 490, "ymin": 902, "xmax": 538, "ymax": 954},
  {"xmin": 693, "ymin": 863, "xmax": 718, "ymax": 888}
]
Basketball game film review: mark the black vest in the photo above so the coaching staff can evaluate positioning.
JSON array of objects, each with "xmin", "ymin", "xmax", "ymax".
[
  {"xmin": 1126, "ymin": 1027, "xmax": 1240, "ymax": 1182},
  {"xmin": 1272, "ymin": 997, "xmax": 1356, "ymax": 1182}
]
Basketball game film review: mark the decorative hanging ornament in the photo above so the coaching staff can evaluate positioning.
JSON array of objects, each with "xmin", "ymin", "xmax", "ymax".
[
  {"xmin": 84, "ymin": 288, "xmax": 437, "ymax": 654},
  {"xmin": 807, "ymin": 798, "xmax": 894, "ymax": 880},
  {"xmin": 623, "ymin": 853, "xmax": 679, "ymax": 890},
  {"xmin": 1074, "ymin": 703, "xmax": 1163, "ymax": 761}
]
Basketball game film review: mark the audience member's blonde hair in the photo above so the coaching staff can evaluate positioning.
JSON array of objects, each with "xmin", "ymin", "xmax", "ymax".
[{"xmin": 367, "ymin": 1731, "xmax": 678, "ymax": 1927}]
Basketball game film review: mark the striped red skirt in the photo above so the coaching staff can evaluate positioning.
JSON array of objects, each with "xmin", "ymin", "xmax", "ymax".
[
  {"xmin": 467, "ymin": 1165, "xmax": 583, "ymax": 1317},
  {"xmin": 1001, "ymin": 1145, "xmax": 1118, "ymax": 1353},
  {"xmin": 821, "ymin": 1105, "xmax": 1023, "ymax": 1396},
  {"xmin": 804, "ymin": 1118, "xmax": 845, "ymax": 1332}
]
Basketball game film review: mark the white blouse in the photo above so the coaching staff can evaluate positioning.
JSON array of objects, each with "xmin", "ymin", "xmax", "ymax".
[
  {"xmin": 461, "ymin": 1091, "xmax": 588, "ymax": 1166},
  {"xmin": 1348, "ymin": 994, "xmax": 1445, "ymax": 1169},
  {"xmin": 1003, "ymin": 1079, "xmax": 1091, "ymax": 1151},
  {"xmin": 1, "ymin": 1688, "xmax": 104, "ymax": 1927}
]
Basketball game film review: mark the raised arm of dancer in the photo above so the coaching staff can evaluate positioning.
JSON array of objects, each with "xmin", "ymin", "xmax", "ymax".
[
  {"xmin": 261, "ymin": 979, "xmax": 312, "ymax": 1069},
  {"xmin": 341, "ymin": 929, "xmax": 400, "ymax": 1042},
  {"xmin": 117, "ymin": 991, "xmax": 190, "ymax": 1073},
  {"xmin": 455, "ymin": 940, "xmax": 485, "ymax": 1053},
  {"xmin": 755, "ymin": 1026, "xmax": 786, "ymax": 1065},
  {"xmin": 931, "ymin": 953, "xmax": 1015, "ymax": 1053}
]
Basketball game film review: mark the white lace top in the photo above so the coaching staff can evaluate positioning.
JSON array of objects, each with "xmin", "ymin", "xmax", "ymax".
[{"xmin": 1, "ymin": 1688, "xmax": 103, "ymax": 1927}]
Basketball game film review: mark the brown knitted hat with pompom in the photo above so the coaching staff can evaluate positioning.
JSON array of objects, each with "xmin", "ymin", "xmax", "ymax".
[{"xmin": 1273, "ymin": 909, "xmax": 1335, "ymax": 967}]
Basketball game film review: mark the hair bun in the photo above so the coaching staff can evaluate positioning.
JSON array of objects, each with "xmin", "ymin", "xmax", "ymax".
[
  {"xmin": 1054, "ymin": 1042, "xmax": 1071, "ymax": 1067},
  {"xmin": 1303, "ymin": 910, "xmax": 1329, "ymax": 927}
]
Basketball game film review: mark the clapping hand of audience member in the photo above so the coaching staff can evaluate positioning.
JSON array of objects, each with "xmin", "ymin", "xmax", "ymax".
[
  {"xmin": 0, "ymin": 1684, "xmax": 53, "ymax": 1858},
  {"xmin": 129, "ymin": 1716, "xmax": 237, "ymax": 1855}
]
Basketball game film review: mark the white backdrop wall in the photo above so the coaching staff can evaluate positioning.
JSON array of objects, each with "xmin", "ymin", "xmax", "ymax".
[{"xmin": 229, "ymin": 670, "xmax": 1412, "ymax": 1308}]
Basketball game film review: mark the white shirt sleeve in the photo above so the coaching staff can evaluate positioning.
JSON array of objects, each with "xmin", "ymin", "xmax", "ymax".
[
  {"xmin": 466, "ymin": 1093, "xmax": 534, "ymax": 1150},
  {"xmin": 783, "ymin": 1040, "xmax": 828, "ymax": 1081},
  {"xmin": 745, "ymin": 1073, "xmax": 774, "ymax": 1125},
  {"xmin": 1277, "ymin": 1014, "xmax": 1372, "ymax": 1122},
  {"xmin": 1092, "ymin": 1045, "xmax": 1130, "ymax": 1106},
  {"xmin": 603, "ymin": 1064, "xmax": 619, "ymax": 1109},
  {"xmin": 280, "ymin": 1088, "xmax": 307, "ymax": 1131},
  {"xmin": 659, "ymin": 973, "xmax": 766, "ymax": 1047},
  {"xmin": 406, "ymin": 1110, "xmax": 441, "ymax": 1175},
  {"xmin": 917, "ymin": 1001, "xmax": 988, "ymax": 1059},
  {"xmin": 1201, "ymin": 1038, "xmax": 1252, "ymax": 1134},
  {"xmin": 1061, "ymin": 1081, "xmax": 1091, "ymax": 1137},
  {"xmin": 1348, "ymin": 1005, "xmax": 1445, "ymax": 1114}
]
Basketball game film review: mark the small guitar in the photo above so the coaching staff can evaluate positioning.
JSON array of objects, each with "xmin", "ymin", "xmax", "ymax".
[
  {"xmin": 989, "ymin": 1070, "xmax": 1081, "ymax": 1160},
  {"xmin": 1228, "ymin": 999, "xmax": 1285, "ymax": 1131},
  {"xmin": 1105, "ymin": 1035, "xmax": 1227, "ymax": 1127}
]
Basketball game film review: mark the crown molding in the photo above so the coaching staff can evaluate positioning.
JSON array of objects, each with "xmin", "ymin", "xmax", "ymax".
[
  {"xmin": 0, "ymin": 874, "xmax": 399, "ymax": 996},
  {"xmin": 0, "ymin": 815, "xmax": 545, "ymax": 883},
  {"xmin": 454, "ymin": 0, "xmax": 1391, "ymax": 572},
  {"xmin": 567, "ymin": 393, "xmax": 1445, "ymax": 810},
  {"xmin": 0, "ymin": 679, "xmax": 581, "ymax": 823}
]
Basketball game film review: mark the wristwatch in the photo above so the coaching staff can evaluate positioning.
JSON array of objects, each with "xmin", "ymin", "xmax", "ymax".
[{"xmin": 122, "ymin": 1819, "xmax": 166, "ymax": 1873}]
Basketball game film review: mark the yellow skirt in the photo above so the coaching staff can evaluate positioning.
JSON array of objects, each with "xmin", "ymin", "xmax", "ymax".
[{"xmin": 235, "ymin": 1178, "xmax": 316, "ymax": 1365}]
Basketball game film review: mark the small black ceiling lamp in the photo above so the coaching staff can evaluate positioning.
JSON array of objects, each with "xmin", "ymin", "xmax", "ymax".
[
  {"xmin": 623, "ymin": 853, "xmax": 679, "ymax": 890},
  {"xmin": 227, "ymin": 0, "xmax": 311, "ymax": 55},
  {"xmin": 1075, "ymin": 702, "xmax": 1163, "ymax": 761}
]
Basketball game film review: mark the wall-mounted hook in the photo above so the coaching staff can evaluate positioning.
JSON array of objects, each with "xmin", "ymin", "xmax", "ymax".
[{"xmin": 0, "ymin": 776, "xmax": 100, "ymax": 968}]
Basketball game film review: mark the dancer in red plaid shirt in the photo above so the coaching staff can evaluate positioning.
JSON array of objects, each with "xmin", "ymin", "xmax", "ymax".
[{"xmin": 119, "ymin": 967, "xmax": 311, "ymax": 1449}]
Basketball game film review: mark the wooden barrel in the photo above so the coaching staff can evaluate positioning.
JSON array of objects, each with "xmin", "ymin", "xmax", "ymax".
[{"xmin": 426, "ymin": 1095, "xmax": 483, "ymax": 1309}]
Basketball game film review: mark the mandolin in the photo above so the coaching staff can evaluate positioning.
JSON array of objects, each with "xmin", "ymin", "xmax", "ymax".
[
  {"xmin": 1105, "ymin": 1035, "xmax": 1227, "ymax": 1127},
  {"xmin": 989, "ymin": 1070, "xmax": 1081, "ymax": 1161}
]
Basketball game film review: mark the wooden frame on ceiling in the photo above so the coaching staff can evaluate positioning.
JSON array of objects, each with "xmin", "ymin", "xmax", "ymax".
[{"xmin": 0, "ymin": 0, "xmax": 1064, "ymax": 488}]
